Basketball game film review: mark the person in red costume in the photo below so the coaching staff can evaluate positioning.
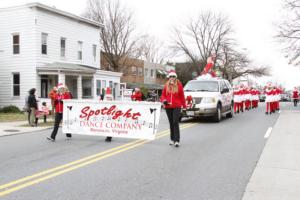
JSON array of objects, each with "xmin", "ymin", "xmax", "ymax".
[
  {"xmin": 233, "ymin": 85, "xmax": 241, "ymax": 113},
  {"xmin": 265, "ymin": 84, "xmax": 273, "ymax": 115},
  {"xmin": 104, "ymin": 87, "xmax": 114, "ymax": 142},
  {"xmin": 239, "ymin": 84, "xmax": 245, "ymax": 112},
  {"xmin": 186, "ymin": 95, "xmax": 193, "ymax": 109},
  {"xmin": 201, "ymin": 54, "xmax": 217, "ymax": 77},
  {"xmin": 161, "ymin": 70, "xmax": 186, "ymax": 147},
  {"xmin": 132, "ymin": 88, "xmax": 143, "ymax": 101},
  {"xmin": 244, "ymin": 86, "xmax": 251, "ymax": 110},
  {"xmin": 250, "ymin": 87, "xmax": 256, "ymax": 109},
  {"xmin": 253, "ymin": 88, "xmax": 260, "ymax": 108},
  {"xmin": 270, "ymin": 87, "xmax": 277, "ymax": 113},
  {"xmin": 292, "ymin": 87, "xmax": 299, "ymax": 107},
  {"xmin": 47, "ymin": 83, "xmax": 71, "ymax": 141}
]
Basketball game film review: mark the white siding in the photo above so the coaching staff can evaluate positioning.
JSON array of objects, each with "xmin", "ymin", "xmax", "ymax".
[
  {"xmin": 0, "ymin": 4, "xmax": 110, "ymax": 110},
  {"xmin": 0, "ymin": 7, "xmax": 36, "ymax": 109},
  {"xmin": 35, "ymin": 9, "xmax": 100, "ymax": 68},
  {"xmin": 144, "ymin": 61, "xmax": 156, "ymax": 84},
  {"xmin": 94, "ymin": 71, "xmax": 122, "ymax": 100}
]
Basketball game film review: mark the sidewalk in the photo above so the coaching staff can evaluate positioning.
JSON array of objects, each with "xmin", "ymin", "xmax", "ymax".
[
  {"xmin": 0, "ymin": 120, "xmax": 53, "ymax": 137},
  {"xmin": 243, "ymin": 110, "xmax": 300, "ymax": 200}
]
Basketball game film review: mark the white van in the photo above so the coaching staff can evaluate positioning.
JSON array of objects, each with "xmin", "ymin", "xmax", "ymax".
[{"xmin": 181, "ymin": 76, "xmax": 234, "ymax": 122}]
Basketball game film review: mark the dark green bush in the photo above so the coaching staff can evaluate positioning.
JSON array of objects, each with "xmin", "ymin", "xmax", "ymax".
[{"xmin": 0, "ymin": 105, "xmax": 22, "ymax": 113}]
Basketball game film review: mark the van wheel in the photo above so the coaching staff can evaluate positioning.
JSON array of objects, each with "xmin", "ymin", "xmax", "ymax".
[
  {"xmin": 226, "ymin": 104, "xmax": 233, "ymax": 118},
  {"xmin": 214, "ymin": 104, "xmax": 222, "ymax": 122}
]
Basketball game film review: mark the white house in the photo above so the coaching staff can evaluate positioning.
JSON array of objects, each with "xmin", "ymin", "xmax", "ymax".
[{"xmin": 0, "ymin": 2, "xmax": 122, "ymax": 109}]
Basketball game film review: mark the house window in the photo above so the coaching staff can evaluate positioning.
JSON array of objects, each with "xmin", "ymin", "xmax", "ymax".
[
  {"xmin": 41, "ymin": 33, "xmax": 48, "ymax": 55},
  {"xmin": 132, "ymin": 66, "xmax": 137, "ymax": 75},
  {"xmin": 82, "ymin": 77, "xmax": 92, "ymax": 98},
  {"xmin": 109, "ymin": 81, "xmax": 113, "ymax": 89},
  {"xmin": 12, "ymin": 73, "xmax": 20, "ymax": 96},
  {"xmin": 78, "ymin": 41, "xmax": 83, "ymax": 60},
  {"xmin": 145, "ymin": 68, "xmax": 148, "ymax": 77},
  {"xmin": 12, "ymin": 34, "xmax": 20, "ymax": 54},
  {"xmin": 60, "ymin": 37, "xmax": 66, "ymax": 57},
  {"xmin": 96, "ymin": 80, "xmax": 101, "ymax": 96},
  {"xmin": 151, "ymin": 69, "xmax": 154, "ymax": 78},
  {"xmin": 93, "ymin": 45, "xmax": 96, "ymax": 61},
  {"xmin": 138, "ymin": 68, "xmax": 143, "ymax": 76}
]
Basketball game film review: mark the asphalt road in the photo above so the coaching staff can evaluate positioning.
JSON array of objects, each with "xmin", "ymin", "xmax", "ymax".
[{"xmin": 0, "ymin": 102, "xmax": 289, "ymax": 200}]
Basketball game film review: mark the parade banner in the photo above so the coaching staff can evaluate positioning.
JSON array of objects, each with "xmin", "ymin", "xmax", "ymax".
[{"xmin": 62, "ymin": 100, "xmax": 161, "ymax": 140}]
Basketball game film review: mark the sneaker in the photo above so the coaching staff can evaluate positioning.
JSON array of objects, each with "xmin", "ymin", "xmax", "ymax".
[
  {"xmin": 66, "ymin": 134, "xmax": 72, "ymax": 138},
  {"xmin": 47, "ymin": 136, "xmax": 55, "ymax": 142},
  {"xmin": 169, "ymin": 141, "xmax": 174, "ymax": 146},
  {"xmin": 174, "ymin": 142, "xmax": 180, "ymax": 147},
  {"xmin": 105, "ymin": 137, "xmax": 112, "ymax": 142}
]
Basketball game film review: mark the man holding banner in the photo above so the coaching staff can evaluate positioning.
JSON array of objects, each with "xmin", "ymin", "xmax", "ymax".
[
  {"xmin": 104, "ymin": 87, "xmax": 113, "ymax": 142},
  {"xmin": 47, "ymin": 84, "xmax": 71, "ymax": 141}
]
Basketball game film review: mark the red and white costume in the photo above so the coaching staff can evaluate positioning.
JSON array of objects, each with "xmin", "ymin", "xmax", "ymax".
[
  {"xmin": 252, "ymin": 88, "xmax": 260, "ymax": 108},
  {"xmin": 201, "ymin": 55, "xmax": 217, "ymax": 77},
  {"xmin": 233, "ymin": 85, "xmax": 241, "ymax": 113},
  {"xmin": 275, "ymin": 87, "xmax": 282, "ymax": 111},
  {"xmin": 239, "ymin": 85, "xmax": 245, "ymax": 112},
  {"xmin": 292, "ymin": 88, "xmax": 299, "ymax": 99},
  {"xmin": 265, "ymin": 85, "xmax": 273, "ymax": 114},
  {"xmin": 105, "ymin": 87, "xmax": 114, "ymax": 101},
  {"xmin": 131, "ymin": 88, "xmax": 143, "ymax": 101},
  {"xmin": 292, "ymin": 87, "xmax": 299, "ymax": 107},
  {"xmin": 244, "ymin": 87, "xmax": 251, "ymax": 110}
]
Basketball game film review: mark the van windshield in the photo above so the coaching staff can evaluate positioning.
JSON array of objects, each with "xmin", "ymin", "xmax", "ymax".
[{"xmin": 184, "ymin": 81, "xmax": 219, "ymax": 92}]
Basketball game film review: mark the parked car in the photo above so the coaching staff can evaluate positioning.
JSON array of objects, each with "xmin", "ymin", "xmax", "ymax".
[{"xmin": 180, "ymin": 76, "xmax": 234, "ymax": 122}]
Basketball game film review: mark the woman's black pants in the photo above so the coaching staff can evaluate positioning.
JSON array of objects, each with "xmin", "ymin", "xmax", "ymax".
[{"xmin": 165, "ymin": 108, "xmax": 181, "ymax": 142}]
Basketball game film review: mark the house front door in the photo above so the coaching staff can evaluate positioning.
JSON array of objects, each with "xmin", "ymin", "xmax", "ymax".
[
  {"xmin": 65, "ymin": 75, "xmax": 78, "ymax": 99},
  {"xmin": 41, "ymin": 78, "xmax": 48, "ymax": 98},
  {"xmin": 40, "ymin": 75, "xmax": 58, "ymax": 98}
]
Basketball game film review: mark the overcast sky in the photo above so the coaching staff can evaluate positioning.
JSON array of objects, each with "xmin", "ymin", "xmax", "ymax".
[{"xmin": 1, "ymin": 0, "xmax": 299, "ymax": 89}]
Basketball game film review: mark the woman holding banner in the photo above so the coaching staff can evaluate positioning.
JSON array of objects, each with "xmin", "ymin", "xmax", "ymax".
[{"xmin": 161, "ymin": 70, "xmax": 186, "ymax": 147}]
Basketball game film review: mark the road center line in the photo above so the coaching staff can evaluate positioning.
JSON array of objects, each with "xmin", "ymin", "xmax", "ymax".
[
  {"xmin": 0, "ymin": 123, "xmax": 197, "ymax": 197},
  {"xmin": 264, "ymin": 127, "xmax": 272, "ymax": 138}
]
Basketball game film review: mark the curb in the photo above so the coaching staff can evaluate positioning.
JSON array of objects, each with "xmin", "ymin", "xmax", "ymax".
[{"xmin": 0, "ymin": 127, "xmax": 53, "ymax": 137}]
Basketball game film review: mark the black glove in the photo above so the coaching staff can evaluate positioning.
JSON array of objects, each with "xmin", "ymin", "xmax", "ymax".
[{"xmin": 163, "ymin": 100, "xmax": 169, "ymax": 105}]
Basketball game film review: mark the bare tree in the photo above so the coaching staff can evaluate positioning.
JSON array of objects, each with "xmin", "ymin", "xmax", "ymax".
[
  {"xmin": 84, "ymin": 0, "xmax": 139, "ymax": 71},
  {"xmin": 276, "ymin": 0, "xmax": 300, "ymax": 65},
  {"xmin": 174, "ymin": 62, "xmax": 198, "ymax": 85},
  {"xmin": 217, "ymin": 44, "xmax": 270, "ymax": 82},
  {"xmin": 172, "ymin": 11, "xmax": 269, "ymax": 81},
  {"xmin": 135, "ymin": 35, "xmax": 173, "ymax": 64},
  {"xmin": 172, "ymin": 11, "xmax": 234, "ymax": 74}
]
